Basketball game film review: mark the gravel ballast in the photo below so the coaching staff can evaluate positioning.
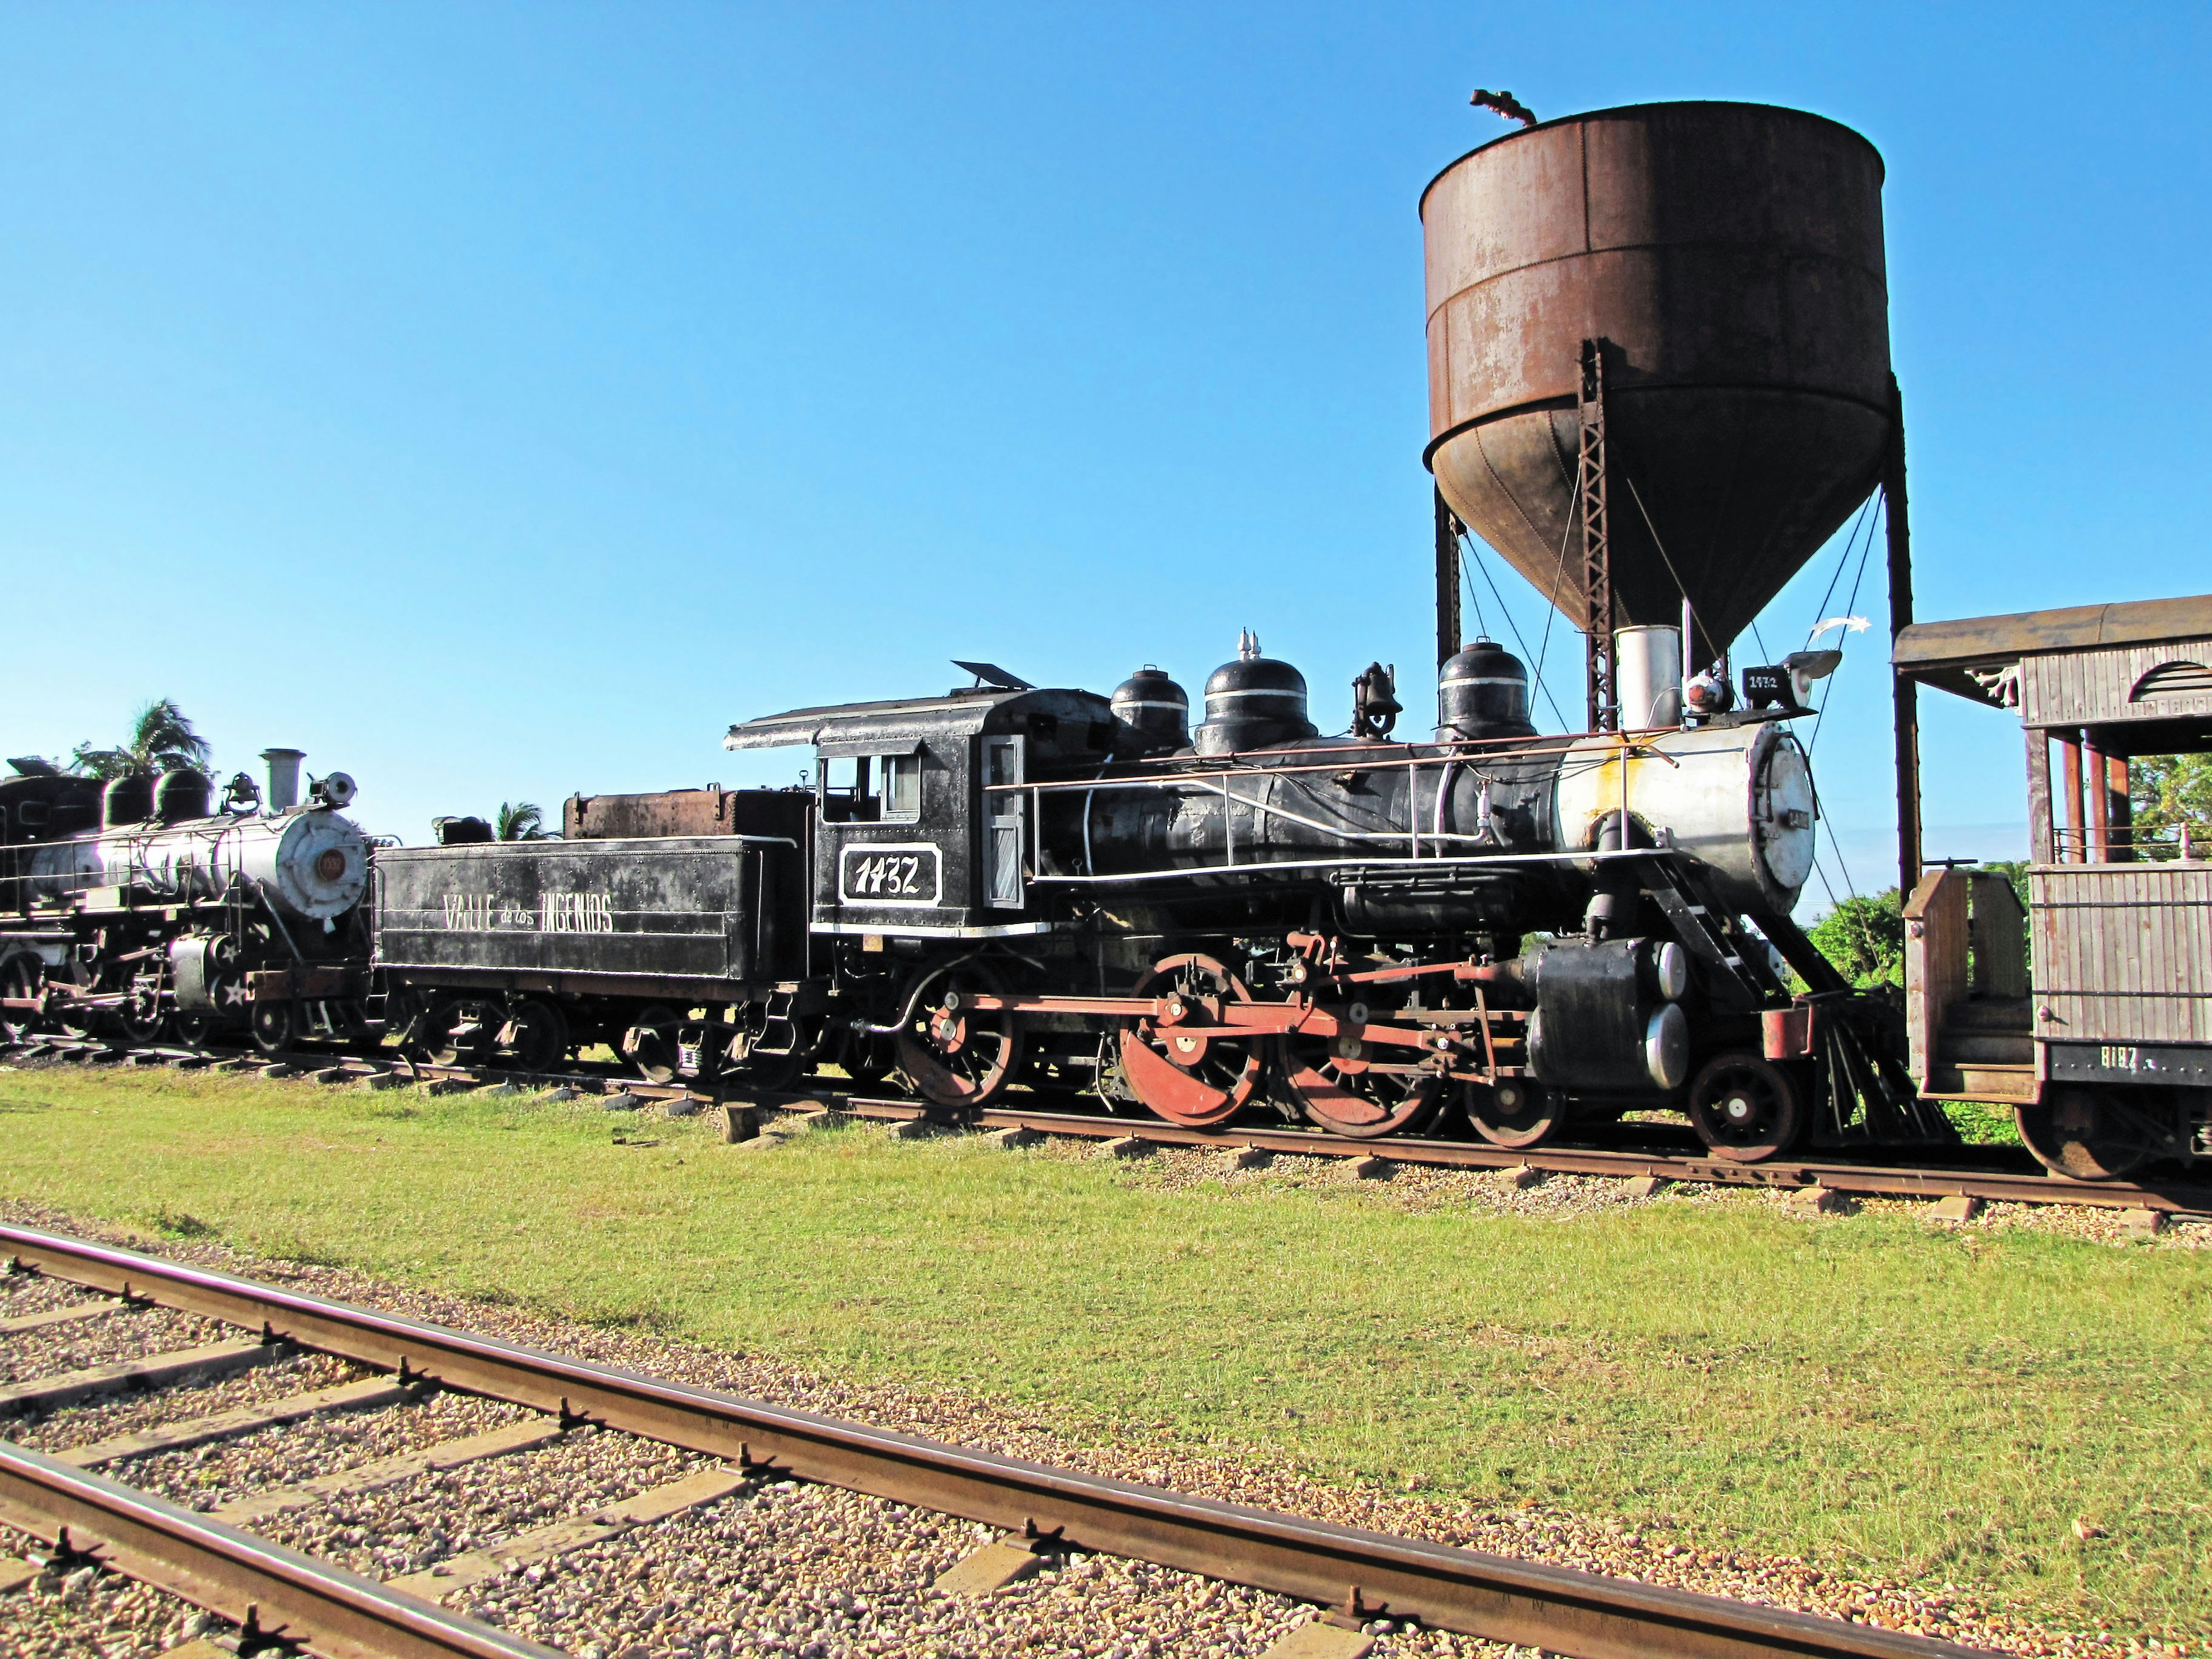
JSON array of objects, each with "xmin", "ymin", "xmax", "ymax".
[{"xmin": 6, "ymin": 1195, "xmax": 2171, "ymax": 1657}]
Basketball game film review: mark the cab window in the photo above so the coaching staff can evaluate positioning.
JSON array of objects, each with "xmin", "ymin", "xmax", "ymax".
[{"xmin": 882, "ymin": 753, "xmax": 921, "ymax": 821}]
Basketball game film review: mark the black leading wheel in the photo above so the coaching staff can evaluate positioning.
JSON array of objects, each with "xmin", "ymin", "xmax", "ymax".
[
  {"xmin": 249, "ymin": 1000, "xmax": 300, "ymax": 1056},
  {"xmin": 1685, "ymin": 1052, "xmax": 1805, "ymax": 1164},
  {"xmin": 2017, "ymin": 1087, "xmax": 2158, "ymax": 1181}
]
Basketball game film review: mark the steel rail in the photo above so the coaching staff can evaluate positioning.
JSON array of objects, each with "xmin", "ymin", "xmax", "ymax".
[
  {"xmin": 0, "ymin": 1439, "xmax": 559, "ymax": 1659},
  {"xmin": 3, "ymin": 1224, "xmax": 1990, "ymax": 1659},
  {"xmin": 806, "ymin": 1096, "xmax": 2212, "ymax": 1218},
  {"xmin": 9, "ymin": 1036, "xmax": 2207, "ymax": 1216}
]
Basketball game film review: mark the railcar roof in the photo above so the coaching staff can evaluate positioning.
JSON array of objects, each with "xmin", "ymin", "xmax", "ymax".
[
  {"xmin": 1893, "ymin": 593, "xmax": 2212, "ymax": 708},
  {"xmin": 1895, "ymin": 594, "xmax": 2212, "ymax": 672},
  {"xmin": 724, "ymin": 686, "xmax": 1104, "ymax": 751}
]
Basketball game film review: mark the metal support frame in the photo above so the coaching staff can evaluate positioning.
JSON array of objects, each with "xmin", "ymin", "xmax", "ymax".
[
  {"xmin": 1885, "ymin": 376, "xmax": 1919, "ymax": 899},
  {"xmin": 1577, "ymin": 339, "xmax": 1616, "ymax": 733},
  {"xmin": 1434, "ymin": 488, "xmax": 1462, "ymax": 672}
]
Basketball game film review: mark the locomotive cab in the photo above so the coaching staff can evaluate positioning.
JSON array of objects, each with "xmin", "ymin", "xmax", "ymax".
[{"xmin": 725, "ymin": 673, "xmax": 1121, "ymax": 941}]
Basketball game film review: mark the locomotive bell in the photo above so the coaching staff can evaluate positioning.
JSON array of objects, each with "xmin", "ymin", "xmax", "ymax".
[
  {"xmin": 1110, "ymin": 666, "xmax": 1190, "ymax": 751},
  {"xmin": 1193, "ymin": 631, "xmax": 1319, "ymax": 757},
  {"xmin": 1435, "ymin": 639, "xmax": 1535, "ymax": 741}
]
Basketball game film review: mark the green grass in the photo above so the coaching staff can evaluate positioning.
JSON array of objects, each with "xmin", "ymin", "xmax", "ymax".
[{"xmin": 1, "ymin": 1067, "xmax": 2206, "ymax": 1639}]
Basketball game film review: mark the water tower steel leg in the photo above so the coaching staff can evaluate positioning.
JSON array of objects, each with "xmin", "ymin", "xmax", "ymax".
[
  {"xmin": 1886, "ymin": 377, "xmax": 1921, "ymax": 899},
  {"xmin": 1434, "ymin": 488, "xmax": 1462, "ymax": 672},
  {"xmin": 1578, "ymin": 339, "xmax": 1616, "ymax": 733}
]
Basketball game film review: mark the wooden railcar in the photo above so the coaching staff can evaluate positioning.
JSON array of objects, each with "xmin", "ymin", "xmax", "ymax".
[{"xmin": 1893, "ymin": 594, "xmax": 2212, "ymax": 1176}]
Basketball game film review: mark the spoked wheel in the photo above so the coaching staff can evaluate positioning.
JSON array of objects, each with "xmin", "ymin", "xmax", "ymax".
[
  {"xmin": 835, "ymin": 1025, "xmax": 899, "ymax": 1092},
  {"xmin": 249, "ymin": 1000, "xmax": 300, "ymax": 1056},
  {"xmin": 0, "ymin": 956, "xmax": 45, "ymax": 1044},
  {"xmin": 500, "ymin": 1000, "xmax": 570, "ymax": 1074},
  {"xmin": 56, "ymin": 960, "xmax": 100, "ymax": 1041},
  {"xmin": 2017, "ymin": 1087, "xmax": 2159, "ymax": 1181},
  {"xmin": 1686, "ymin": 1052, "xmax": 1805, "ymax": 1164},
  {"xmin": 170, "ymin": 1012, "xmax": 219, "ymax": 1049},
  {"xmin": 622, "ymin": 1003, "xmax": 684, "ymax": 1085},
  {"xmin": 1281, "ymin": 1017, "xmax": 1444, "ymax": 1139},
  {"xmin": 116, "ymin": 975, "xmax": 166, "ymax": 1045},
  {"xmin": 1118, "ymin": 953, "xmax": 1268, "ymax": 1130},
  {"xmin": 1465, "ymin": 1078, "xmax": 1563, "ymax": 1149},
  {"xmin": 897, "ymin": 964, "xmax": 1023, "ymax": 1108}
]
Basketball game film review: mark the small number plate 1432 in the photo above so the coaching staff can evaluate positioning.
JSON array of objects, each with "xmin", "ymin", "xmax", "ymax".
[{"xmin": 839, "ymin": 843, "xmax": 941, "ymax": 907}]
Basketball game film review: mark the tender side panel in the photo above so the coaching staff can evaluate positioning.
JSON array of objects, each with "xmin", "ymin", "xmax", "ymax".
[
  {"xmin": 375, "ymin": 838, "xmax": 798, "ymax": 988},
  {"xmin": 2031, "ymin": 863, "xmax": 2212, "ymax": 1044}
]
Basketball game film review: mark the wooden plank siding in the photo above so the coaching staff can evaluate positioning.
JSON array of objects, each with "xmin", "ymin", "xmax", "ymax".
[
  {"xmin": 2029, "ymin": 864, "xmax": 2212, "ymax": 1041},
  {"xmin": 1903, "ymin": 869, "xmax": 1971, "ymax": 1082},
  {"xmin": 2021, "ymin": 638, "xmax": 2212, "ymax": 728}
]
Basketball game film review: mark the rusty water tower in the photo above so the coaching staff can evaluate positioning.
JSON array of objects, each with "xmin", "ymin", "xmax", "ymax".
[{"xmin": 1420, "ymin": 100, "xmax": 1901, "ymax": 731}]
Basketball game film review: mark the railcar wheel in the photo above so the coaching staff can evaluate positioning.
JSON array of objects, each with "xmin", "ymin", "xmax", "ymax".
[
  {"xmin": 1118, "ymin": 954, "xmax": 1267, "ymax": 1129},
  {"xmin": 2017, "ymin": 1087, "xmax": 2157, "ymax": 1181},
  {"xmin": 1686, "ymin": 1052, "xmax": 1805, "ymax": 1163},
  {"xmin": 836, "ymin": 1027, "xmax": 899, "ymax": 1091},
  {"xmin": 0, "ymin": 956, "xmax": 43, "ymax": 1044},
  {"xmin": 1465, "ymin": 1078, "xmax": 1562, "ymax": 1149},
  {"xmin": 249, "ymin": 1001, "xmax": 300, "ymax": 1056},
  {"xmin": 418, "ymin": 998, "xmax": 495, "ymax": 1067},
  {"xmin": 502, "ymin": 1000, "xmax": 570, "ymax": 1074},
  {"xmin": 728, "ymin": 1003, "xmax": 810, "ymax": 1091},
  {"xmin": 897, "ymin": 965, "xmax": 1022, "ymax": 1108},
  {"xmin": 622, "ymin": 1004, "xmax": 684, "ymax": 1085}
]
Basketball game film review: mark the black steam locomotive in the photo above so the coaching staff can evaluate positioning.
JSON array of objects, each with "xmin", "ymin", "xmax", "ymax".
[
  {"xmin": 361, "ymin": 637, "xmax": 1936, "ymax": 1163},
  {"xmin": 0, "ymin": 751, "xmax": 372, "ymax": 1054}
]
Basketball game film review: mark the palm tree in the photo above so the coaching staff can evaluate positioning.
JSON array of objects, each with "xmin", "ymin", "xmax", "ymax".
[
  {"xmin": 70, "ymin": 698, "xmax": 213, "ymax": 779},
  {"xmin": 497, "ymin": 801, "xmax": 550, "ymax": 841}
]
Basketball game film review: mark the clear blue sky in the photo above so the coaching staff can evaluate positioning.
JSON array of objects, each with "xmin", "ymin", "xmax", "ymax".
[{"xmin": 5, "ymin": 4, "xmax": 2205, "ymax": 911}]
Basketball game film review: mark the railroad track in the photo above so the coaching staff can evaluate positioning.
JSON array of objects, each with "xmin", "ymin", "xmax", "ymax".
[
  {"xmin": 8, "ymin": 1033, "xmax": 2210, "ymax": 1223},
  {"xmin": 0, "ymin": 1224, "xmax": 1997, "ymax": 1659}
]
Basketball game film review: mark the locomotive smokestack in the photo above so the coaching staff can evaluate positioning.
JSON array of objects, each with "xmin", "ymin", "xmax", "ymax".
[{"xmin": 260, "ymin": 748, "xmax": 305, "ymax": 812}]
